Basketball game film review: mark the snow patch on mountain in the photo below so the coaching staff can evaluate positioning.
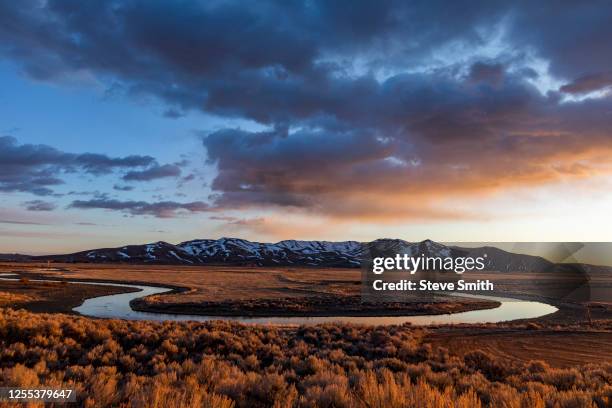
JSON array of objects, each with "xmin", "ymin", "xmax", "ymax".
[{"xmin": 38, "ymin": 238, "xmax": 555, "ymax": 272}]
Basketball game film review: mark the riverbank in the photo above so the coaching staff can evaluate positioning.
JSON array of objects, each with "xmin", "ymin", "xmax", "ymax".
[
  {"xmin": 1, "ymin": 265, "xmax": 502, "ymax": 318},
  {"xmin": 2, "ymin": 272, "xmax": 559, "ymax": 326},
  {"xmin": 130, "ymin": 293, "xmax": 499, "ymax": 317},
  {"xmin": 0, "ymin": 278, "xmax": 139, "ymax": 314},
  {"xmin": 0, "ymin": 273, "xmax": 500, "ymax": 319},
  {"xmin": 1, "ymin": 263, "xmax": 603, "ymax": 324}
]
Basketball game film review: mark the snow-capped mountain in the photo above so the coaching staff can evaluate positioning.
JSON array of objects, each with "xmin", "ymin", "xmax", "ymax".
[
  {"xmin": 33, "ymin": 238, "xmax": 557, "ymax": 271},
  {"xmin": 39, "ymin": 238, "xmax": 366, "ymax": 267},
  {"xmin": 178, "ymin": 238, "xmax": 364, "ymax": 266}
]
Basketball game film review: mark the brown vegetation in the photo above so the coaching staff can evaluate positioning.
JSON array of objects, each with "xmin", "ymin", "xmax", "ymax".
[
  {"xmin": 0, "ymin": 291, "xmax": 37, "ymax": 307},
  {"xmin": 1, "ymin": 263, "xmax": 367, "ymax": 303},
  {"xmin": 1, "ymin": 264, "xmax": 498, "ymax": 317},
  {"xmin": 0, "ymin": 308, "xmax": 610, "ymax": 407},
  {"xmin": 132, "ymin": 293, "xmax": 498, "ymax": 317}
]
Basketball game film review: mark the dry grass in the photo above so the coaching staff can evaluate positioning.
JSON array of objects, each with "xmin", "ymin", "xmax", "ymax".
[
  {"xmin": 0, "ymin": 263, "xmax": 495, "ymax": 316},
  {"xmin": 0, "ymin": 308, "xmax": 610, "ymax": 407},
  {"xmin": 0, "ymin": 291, "xmax": 37, "ymax": 307},
  {"xmin": 0, "ymin": 262, "xmax": 362, "ymax": 301},
  {"xmin": 5, "ymin": 262, "xmax": 610, "ymax": 304},
  {"xmin": 2, "ymin": 262, "xmax": 611, "ymax": 320}
]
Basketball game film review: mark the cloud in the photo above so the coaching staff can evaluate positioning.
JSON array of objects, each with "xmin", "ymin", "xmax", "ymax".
[
  {"xmin": 507, "ymin": 4, "xmax": 612, "ymax": 81},
  {"xmin": 22, "ymin": 200, "xmax": 56, "ymax": 211},
  {"xmin": 560, "ymin": 72, "xmax": 612, "ymax": 95},
  {"xmin": 74, "ymin": 153, "xmax": 155, "ymax": 175},
  {"xmin": 0, "ymin": 1, "xmax": 517, "ymax": 124},
  {"xmin": 0, "ymin": 219, "xmax": 49, "ymax": 225},
  {"xmin": 468, "ymin": 62, "xmax": 506, "ymax": 87},
  {"xmin": 4, "ymin": 1, "xmax": 612, "ymax": 120},
  {"xmin": 201, "ymin": 66, "xmax": 612, "ymax": 219},
  {"xmin": 123, "ymin": 164, "xmax": 182, "ymax": 182},
  {"xmin": 3, "ymin": 1, "xmax": 612, "ymax": 221},
  {"xmin": 163, "ymin": 108, "xmax": 185, "ymax": 119},
  {"xmin": 0, "ymin": 136, "xmax": 154, "ymax": 195},
  {"xmin": 180, "ymin": 173, "xmax": 196, "ymax": 183},
  {"xmin": 69, "ymin": 198, "xmax": 210, "ymax": 218},
  {"xmin": 113, "ymin": 184, "xmax": 134, "ymax": 191}
]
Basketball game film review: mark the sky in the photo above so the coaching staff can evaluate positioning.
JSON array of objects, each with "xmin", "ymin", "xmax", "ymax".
[{"xmin": 1, "ymin": 0, "xmax": 612, "ymax": 254}]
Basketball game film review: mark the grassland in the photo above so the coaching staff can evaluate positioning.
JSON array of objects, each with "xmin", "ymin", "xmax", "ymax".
[
  {"xmin": 427, "ymin": 326, "xmax": 612, "ymax": 368},
  {"xmin": 0, "ymin": 262, "xmax": 610, "ymax": 406},
  {"xmin": 0, "ymin": 308, "xmax": 611, "ymax": 407},
  {"xmin": 0, "ymin": 263, "xmax": 498, "ymax": 317}
]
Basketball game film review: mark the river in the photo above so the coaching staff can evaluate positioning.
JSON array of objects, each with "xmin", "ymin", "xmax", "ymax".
[{"xmin": 0, "ymin": 274, "xmax": 558, "ymax": 325}]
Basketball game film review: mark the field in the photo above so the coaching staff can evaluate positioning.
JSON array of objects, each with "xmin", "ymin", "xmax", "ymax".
[
  {"xmin": 0, "ymin": 263, "xmax": 498, "ymax": 317},
  {"xmin": 0, "ymin": 308, "xmax": 611, "ymax": 407},
  {"xmin": 428, "ymin": 327, "xmax": 612, "ymax": 368},
  {"xmin": 0, "ymin": 262, "xmax": 611, "ymax": 407}
]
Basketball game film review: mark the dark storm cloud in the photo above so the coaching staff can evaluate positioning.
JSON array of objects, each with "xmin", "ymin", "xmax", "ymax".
[
  {"xmin": 3, "ymin": 1, "xmax": 611, "ymax": 117},
  {"xmin": 507, "ymin": 2, "xmax": 612, "ymax": 81},
  {"xmin": 22, "ymin": 200, "xmax": 57, "ymax": 211},
  {"xmin": 202, "ymin": 66, "xmax": 612, "ymax": 217},
  {"xmin": 468, "ymin": 62, "xmax": 506, "ymax": 87},
  {"xmin": 0, "ymin": 136, "xmax": 156, "ymax": 196},
  {"xmin": 69, "ymin": 198, "xmax": 210, "ymax": 218},
  {"xmin": 0, "ymin": 0, "xmax": 511, "ymax": 123},
  {"xmin": 123, "ymin": 164, "xmax": 182, "ymax": 182},
  {"xmin": 2, "ymin": 1, "xmax": 612, "ymax": 218},
  {"xmin": 204, "ymin": 126, "xmax": 394, "ymax": 208}
]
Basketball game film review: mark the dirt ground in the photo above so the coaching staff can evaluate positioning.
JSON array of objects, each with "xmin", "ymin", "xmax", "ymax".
[{"xmin": 426, "ymin": 327, "xmax": 612, "ymax": 368}]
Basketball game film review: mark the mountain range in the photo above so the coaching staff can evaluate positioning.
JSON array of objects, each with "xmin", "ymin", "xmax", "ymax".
[{"xmin": 10, "ymin": 238, "xmax": 557, "ymax": 271}]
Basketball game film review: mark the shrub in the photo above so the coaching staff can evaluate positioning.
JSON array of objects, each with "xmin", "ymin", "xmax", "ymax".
[{"xmin": 0, "ymin": 308, "xmax": 608, "ymax": 407}]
